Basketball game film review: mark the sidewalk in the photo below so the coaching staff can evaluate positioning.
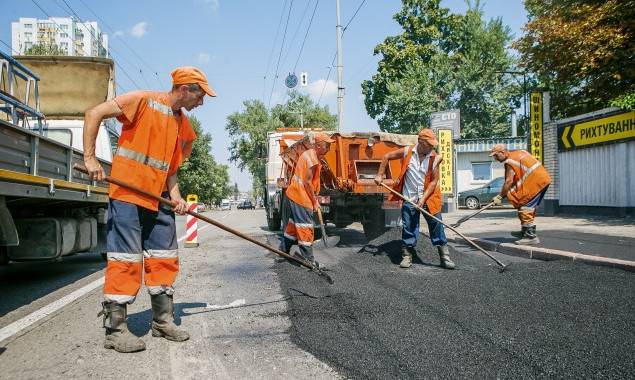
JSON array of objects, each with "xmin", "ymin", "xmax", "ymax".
[{"xmin": 439, "ymin": 208, "xmax": 635, "ymax": 271}]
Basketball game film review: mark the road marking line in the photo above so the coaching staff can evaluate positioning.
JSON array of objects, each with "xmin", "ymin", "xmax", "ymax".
[
  {"xmin": 0, "ymin": 276, "xmax": 105, "ymax": 344},
  {"xmin": 2, "ymin": 216, "xmax": 222, "ymax": 344},
  {"xmin": 221, "ymin": 211, "xmax": 233, "ymax": 219}
]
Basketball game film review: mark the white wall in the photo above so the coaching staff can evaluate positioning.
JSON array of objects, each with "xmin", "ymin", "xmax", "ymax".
[{"xmin": 456, "ymin": 152, "xmax": 505, "ymax": 192}]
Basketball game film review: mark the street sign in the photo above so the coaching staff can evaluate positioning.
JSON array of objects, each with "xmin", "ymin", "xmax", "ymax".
[
  {"xmin": 430, "ymin": 109, "xmax": 460, "ymax": 139},
  {"xmin": 300, "ymin": 72, "xmax": 308, "ymax": 87},
  {"xmin": 558, "ymin": 110, "xmax": 635, "ymax": 152},
  {"xmin": 437, "ymin": 129, "xmax": 454, "ymax": 195},
  {"xmin": 529, "ymin": 92, "xmax": 543, "ymax": 163},
  {"xmin": 285, "ymin": 73, "xmax": 298, "ymax": 89}
]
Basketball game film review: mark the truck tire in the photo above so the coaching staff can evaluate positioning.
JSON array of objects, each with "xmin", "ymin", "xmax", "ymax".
[
  {"xmin": 362, "ymin": 209, "xmax": 388, "ymax": 241},
  {"xmin": 267, "ymin": 214, "xmax": 281, "ymax": 231},
  {"xmin": 0, "ymin": 247, "xmax": 9, "ymax": 265}
]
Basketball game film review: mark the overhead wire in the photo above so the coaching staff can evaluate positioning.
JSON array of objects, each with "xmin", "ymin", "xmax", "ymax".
[
  {"xmin": 0, "ymin": 39, "xmax": 21, "ymax": 55},
  {"xmin": 292, "ymin": 0, "xmax": 320, "ymax": 73},
  {"xmin": 262, "ymin": 0, "xmax": 289, "ymax": 104},
  {"xmin": 268, "ymin": 0, "xmax": 294, "ymax": 108},
  {"xmin": 317, "ymin": 0, "xmax": 366, "ymax": 106},
  {"xmin": 280, "ymin": 0, "xmax": 312, "ymax": 72},
  {"xmin": 75, "ymin": 0, "xmax": 163, "ymax": 88}
]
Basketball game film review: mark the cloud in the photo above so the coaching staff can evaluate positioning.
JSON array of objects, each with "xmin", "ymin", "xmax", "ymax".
[
  {"xmin": 131, "ymin": 22, "xmax": 148, "ymax": 38},
  {"xmin": 201, "ymin": 0, "xmax": 220, "ymax": 11},
  {"xmin": 112, "ymin": 30, "xmax": 124, "ymax": 38},
  {"xmin": 198, "ymin": 53, "xmax": 211, "ymax": 64},
  {"xmin": 306, "ymin": 79, "xmax": 337, "ymax": 101}
]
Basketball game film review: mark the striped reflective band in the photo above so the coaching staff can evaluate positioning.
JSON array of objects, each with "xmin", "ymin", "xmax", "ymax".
[
  {"xmin": 147, "ymin": 98, "xmax": 174, "ymax": 116},
  {"xmin": 107, "ymin": 252, "xmax": 142, "ymax": 262},
  {"xmin": 116, "ymin": 146, "xmax": 169, "ymax": 172},
  {"xmin": 143, "ymin": 249, "xmax": 178, "ymax": 259},
  {"xmin": 104, "ymin": 294, "xmax": 136, "ymax": 304},
  {"xmin": 511, "ymin": 162, "xmax": 542, "ymax": 193},
  {"xmin": 432, "ymin": 155, "xmax": 442, "ymax": 171},
  {"xmin": 298, "ymin": 240, "xmax": 313, "ymax": 247},
  {"xmin": 295, "ymin": 223, "xmax": 314, "ymax": 228},
  {"xmin": 283, "ymin": 232, "xmax": 297, "ymax": 240},
  {"xmin": 147, "ymin": 285, "xmax": 175, "ymax": 296},
  {"xmin": 293, "ymin": 174, "xmax": 304, "ymax": 185}
]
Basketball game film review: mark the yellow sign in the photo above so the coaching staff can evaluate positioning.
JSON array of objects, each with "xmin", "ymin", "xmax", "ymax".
[
  {"xmin": 186, "ymin": 194, "xmax": 198, "ymax": 203},
  {"xmin": 529, "ymin": 92, "xmax": 543, "ymax": 162},
  {"xmin": 559, "ymin": 111, "xmax": 635, "ymax": 151},
  {"xmin": 437, "ymin": 129, "xmax": 454, "ymax": 195}
]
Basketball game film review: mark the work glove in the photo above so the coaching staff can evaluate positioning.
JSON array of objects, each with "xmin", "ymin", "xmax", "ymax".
[
  {"xmin": 492, "ymin": 194, "xmax": 503, "ymax": 205},
  {"xmin": 374, "ymin": 174, "xmax": 384, "ymax": 185}
]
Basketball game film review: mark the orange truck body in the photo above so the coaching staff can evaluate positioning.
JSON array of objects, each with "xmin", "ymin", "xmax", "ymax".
[{"xmin": 270, "ymin": 131, "xmax": 417, "ymax": 238}]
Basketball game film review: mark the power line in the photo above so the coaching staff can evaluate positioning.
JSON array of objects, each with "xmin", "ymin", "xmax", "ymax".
[
  {"xmin": 280, "ymin": 0, "xmax": 312, "ymax": 72},
  {"xmin": 76, "ymin": 0, "xmax": 163, "ymax": 88},
  {"xmin": 38, "ymin": 0, "xmax": 142, "ymax": 90},
  {"xmin": 268, "ymin": 0, "xmax": 294, "ymax": 108},
  {"xmin": 293, "ymin": 0, "xmax": 320, "ymax": 73},
  {"xmin": 262, "ymin": 0, "xmax": 289, "ymax": 103},
  {"xmin": 343, "ymin": 0, "xmax": 366, "ymax": 32},
  {"xmin": 0, "ymin": 38, "xmax": 20, "ymax": 55}
]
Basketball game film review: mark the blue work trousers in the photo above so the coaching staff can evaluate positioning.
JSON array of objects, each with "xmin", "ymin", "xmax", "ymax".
[{"xmin": 401, "ymin": 202, "xmax": 447, "ymax": 248}]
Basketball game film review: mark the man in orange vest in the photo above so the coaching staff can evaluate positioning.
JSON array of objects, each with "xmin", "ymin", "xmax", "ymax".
[
  {"xmin": 83, "ymin": 67, "xmax": 216, "ymax": 353},
  {"xmin": 489, "ymin": 144, "xmax": 551, "ymax": 245},
  {"xmin": 281, "ymin": 133, "xmax": 334, "ymax": 268},
  {"xmin": 374, "ymin": 129, "xmax": 455, "ymax": 269}
]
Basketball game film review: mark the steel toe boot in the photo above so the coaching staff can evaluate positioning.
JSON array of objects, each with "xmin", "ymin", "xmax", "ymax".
[
  {"xmin": 400, "ymin": 247, "xmax": 413, "ymax": 268},
  {"xmin": 151, "ymin": 294, "xmax": 190, "ymax": 342},
  {"xmin": 100, "ymin": 301, "xmax": 146, "ymax": 353},
  {"xmin": 510, "ymin": 227, "xmax": 526, "ymax": 238},
  {"xmin": 437, "ymin": 245, "xmax": 455, "ymax": 269},
  {"xmin": 515, "ymin": 226, "xmax": 540, "ymax": 245}
]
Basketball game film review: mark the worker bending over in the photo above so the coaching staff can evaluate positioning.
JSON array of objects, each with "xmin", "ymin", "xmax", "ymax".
[
  {"xmin": 281, "ymin": 133, "xmax": 334, "ymax": 268},
  {"xmin": 83, "ymin": 67, "xmax": 216, "ymax": 353},
  {"xmin": 489, "ymin": 144, "xmax": 551, "ymax": 245},
  {"xmin": 374, "ymin": 129, "xmax": 455, "ymax": 269}
]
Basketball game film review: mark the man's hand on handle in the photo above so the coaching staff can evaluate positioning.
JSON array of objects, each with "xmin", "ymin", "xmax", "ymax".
[
  {"xmin": 374, "ymin": 174, "xmax": 384, "ymax": 185},
  {"xmin": 171, "ymin": 196, "xmax": 188, "ymax": 215},
  {"xmin": 84, "ymin": 156, "xmax": 105, "ymax": 182},
  {"xmin": 492, "ymin": 194, "xmax": 503, "ymax": 205}
]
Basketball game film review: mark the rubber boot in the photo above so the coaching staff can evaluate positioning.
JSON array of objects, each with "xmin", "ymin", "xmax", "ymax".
[
  {"xmin": 400, "ymin": 247, "xmax": 413, "ymax": 268},
  {"xmin": 515, "ymin": 226, "xmax": 540, "ymax": 245},
  {"xmin": 100, "ymin": 301, "xmax": 146, "ymax": 353},
  {"xmin": 437, "ymin": 245, "xmax": 455, "ymax": 269},
  {"xmin": 151, "ymin": 294, "xmax": 190, "ymax": 342},
  {"xmin": 510, "ymin": 227, "xmax": 526, "ymax": 238}
]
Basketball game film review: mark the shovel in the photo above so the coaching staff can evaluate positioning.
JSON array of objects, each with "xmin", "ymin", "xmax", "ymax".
[
  {"xmin": 451, "ymin": 201, "xmax": 497, "ymax": 228},
  {"xmin": 312, "ymin": 206, "xmax": 340, "ymax": 249},
  {"xmin": 74, "ymin": 164, "xmax": 334, "ymax": 284}
]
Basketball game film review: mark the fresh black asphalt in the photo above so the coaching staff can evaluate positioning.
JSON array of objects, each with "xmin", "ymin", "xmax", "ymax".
[{"xmin": 273, "ymin": 227, "xmax": 635, "ymax": 379}]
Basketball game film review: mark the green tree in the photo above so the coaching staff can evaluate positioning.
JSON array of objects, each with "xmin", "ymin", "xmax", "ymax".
[
  {"xmin": 178, "ymin": 116, "xmax": 231, "ymax": 205},
  {"xmin": 362, "ymin": 0, "xmax": 521, "ymax": 137},
  {"xmin": 226, "ymin": 92, "xmax": 336, "ymax": 197},
  {"xmin": 514, "ymin": 0, "xmax": 635, "ymax": 117},
  {"xmin": 24, "ymin": 43, "xmax": 66, "ymax": 56}
]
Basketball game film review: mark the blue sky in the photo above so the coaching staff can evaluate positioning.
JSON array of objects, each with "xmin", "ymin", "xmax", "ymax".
[{"xmin": 1, "ymin": 0, "xmax": 528, "ymax": 190}]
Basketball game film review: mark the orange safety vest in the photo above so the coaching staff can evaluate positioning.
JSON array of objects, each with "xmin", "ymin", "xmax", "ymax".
[
  {"xmin": 109, "ymin": 91, "xmax": 195, "ymax": 211},
  {"xmin": 285, "ymin": 149, "xmax": 321, "ymax": 210},
  {"xmin": 390, "ymin": 146, "xmax": 443, "ymax": 215},
  {"xmin": 504, "ymin": 150, "xmax": 552, "ymax": 208}
]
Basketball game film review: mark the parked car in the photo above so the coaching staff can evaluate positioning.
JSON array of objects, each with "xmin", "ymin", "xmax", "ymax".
[
  {"xmin": 457, "ymin": 177, "xmax": 509, "ymax": 210},
  {"xmin": 237, "ymin": 200, "xmax": 255, "ymax": 210},
  {"xmin": 220, "ymin": 200, "xmax": 231, "ymax": 211},
  {"xmin": 197, "ymin": 202, "xmax": 206, "ymax": 212}
]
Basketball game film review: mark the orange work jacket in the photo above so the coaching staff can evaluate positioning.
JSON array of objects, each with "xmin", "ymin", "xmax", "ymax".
[
  {"xmin": 285, "ymin": 149, "xmax": 321, "ymax": 210},
  {"xmin": 390, "ymin": 146, "xmax": 443, "ymax": 215},
  {"xmin": 504, "ymin": 150, "xmax": 552, "ymax": 208},
  {"xmin": 109, "ymin": 91, "xmax": 196, "ymax": 211}
]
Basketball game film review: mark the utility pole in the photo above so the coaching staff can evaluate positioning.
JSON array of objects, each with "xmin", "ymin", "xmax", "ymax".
[{"xmin": 335, "ymin": 0, "xmax": 344, "ymax": 131}]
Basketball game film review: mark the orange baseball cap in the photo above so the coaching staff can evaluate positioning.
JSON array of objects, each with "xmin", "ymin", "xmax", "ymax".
[
  {"xmin": 418, "ymin": 129, "xmax": 439, "ymax": 146},
  {"xmin": 171, "ymin": 66, "xmax": 217, "ymax": 97},
  {"xmin": 314, "ymin": 132, "xmax": 335, "ymax": 144}
]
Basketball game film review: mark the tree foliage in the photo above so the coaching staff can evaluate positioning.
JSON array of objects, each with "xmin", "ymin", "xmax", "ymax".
[
  {"xmin": 362, "ymin": 0, "xmax": 521, "ymax": 137},
  {"xmin": 24, "ymin": 43, "xmax": 66, "ymax": 56},
  {"xmin": 178, "ymin": 116, "xmax": 231, "ymax": 205},
  {"xmin": 226, "ymin": 91, "xmax": 336, "ymax": 195},
  {"xmin": 514, "ymin": 0, "xmax": 635, "ymax": 118}
]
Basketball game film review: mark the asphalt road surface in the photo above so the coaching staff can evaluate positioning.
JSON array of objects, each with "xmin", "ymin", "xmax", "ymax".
[{"xmin": 0, "ymin": 209, "xmax": 633, "ymax": 379}]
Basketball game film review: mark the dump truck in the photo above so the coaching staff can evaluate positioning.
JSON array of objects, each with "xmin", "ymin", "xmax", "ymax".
[
  {"xmin": 266, "ymin": 130, "xmax": 417, "ymax": 239},
  {"xmin": 0, "ymin": 51, "xmax": 116, "ymax": 264}
]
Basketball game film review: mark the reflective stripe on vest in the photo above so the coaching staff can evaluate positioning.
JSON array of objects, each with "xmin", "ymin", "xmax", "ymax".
[
  {"xmin": 147, "ymin": 98, "xmax": 174, "ymax": 116},
  {"xmin": 510, "ymin": 161, "xmax": 542, "ymax": 193},
  {"xmin": 116, "ymin": 146, "xmax": 170, "ymax": 172}
]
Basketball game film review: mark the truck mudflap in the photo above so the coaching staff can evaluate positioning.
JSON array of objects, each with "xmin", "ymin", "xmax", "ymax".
[{"xmin": 0, "ymin": 196, "xmax": 18, "ymax": 246}]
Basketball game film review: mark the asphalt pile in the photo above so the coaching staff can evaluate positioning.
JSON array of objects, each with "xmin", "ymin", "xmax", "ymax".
[{"xmin": 271, "ymin": 227, "xmax": 635, "ymax": 379}]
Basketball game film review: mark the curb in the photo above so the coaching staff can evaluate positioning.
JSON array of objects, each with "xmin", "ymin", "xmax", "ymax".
[{"xmin": 445, "ymin": 234, "xmax": 635, "ymax": 272}]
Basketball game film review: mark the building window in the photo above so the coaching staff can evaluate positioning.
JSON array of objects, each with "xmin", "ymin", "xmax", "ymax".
[
  {"xmin": 24, "ymin": 23, "xmax": 33, "ymax": 28},
  {"xmin": 24, "ymin": 32, "xmax": 32, "ymax": 39},
  {"xmin": 24, "ymin": 42, "xmax": 32, "ymax": 49},
  {"xmin": 60, "ymin": 42, "xmax": 68, "ymax": 50},
  {"xmin": 471, "ymin": 162, "xmax": 492, "ymax": 181},
  {"xmin": 60, "ymin": 24, "xmax": 68, "ymax": 30},
  {"xmin": 60, "ymin": 32, "xmax": 68, "ymax": 38}
]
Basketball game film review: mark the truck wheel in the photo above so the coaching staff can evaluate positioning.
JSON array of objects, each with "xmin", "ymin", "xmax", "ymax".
[
  {"xmin": 0, "ymin": 247, "xmax": 9, "ymax": 265},
  {"xmin": 363, "ymin": 210, "xmax": 388, "ymax": 241},
  {"xmin": 267, "ymin": 214, "xmax": 281, "ymax": 231}
]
